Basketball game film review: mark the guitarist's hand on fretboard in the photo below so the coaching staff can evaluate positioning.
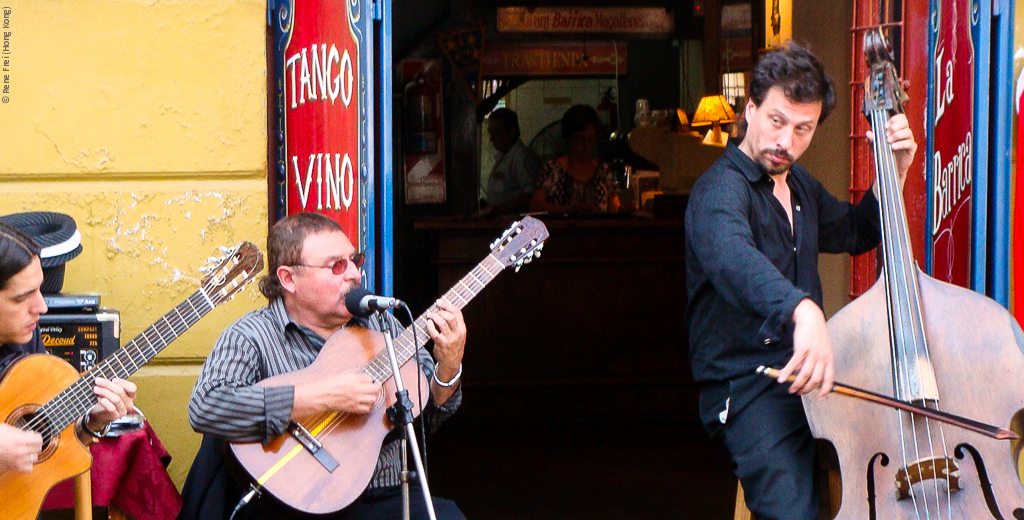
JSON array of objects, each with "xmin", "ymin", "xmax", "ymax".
[
  {"xmin": 425, "ymin": 297, "xmax": 466, "ymax": 406},
  {"xmin": 82, "ymin": 377, "xmax": 138, "ymax": 437}
]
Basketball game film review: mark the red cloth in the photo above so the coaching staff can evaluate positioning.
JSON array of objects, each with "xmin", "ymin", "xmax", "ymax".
[{"xmin": 42, "ymin": 421, "xmax": 182, "ymax": 520}]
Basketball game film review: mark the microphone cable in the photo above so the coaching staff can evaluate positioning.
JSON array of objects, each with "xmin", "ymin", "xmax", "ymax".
[{"xmin": 227, "ymin": 483, "xmax": 261, "ymax": 520}]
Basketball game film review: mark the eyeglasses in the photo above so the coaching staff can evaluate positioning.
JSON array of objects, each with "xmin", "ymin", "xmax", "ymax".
[{"xmin": 292, "ymin": 252, "xmax": 366, "ymax": 275}]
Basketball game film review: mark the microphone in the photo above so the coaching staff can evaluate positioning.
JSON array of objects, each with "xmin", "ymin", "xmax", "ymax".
[{"xmin": 345, "ymin": 287, "xmax": 403, "ymax": 317}]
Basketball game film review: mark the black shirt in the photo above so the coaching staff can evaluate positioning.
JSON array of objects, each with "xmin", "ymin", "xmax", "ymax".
[{"xmin": 685, "ymin": 141, "xmax": 882, "ymax": 384}]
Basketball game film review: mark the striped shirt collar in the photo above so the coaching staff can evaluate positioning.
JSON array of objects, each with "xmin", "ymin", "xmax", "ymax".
[{"xmin": 268, "ymin": 296, "xmax": 370, "ymax": 341}]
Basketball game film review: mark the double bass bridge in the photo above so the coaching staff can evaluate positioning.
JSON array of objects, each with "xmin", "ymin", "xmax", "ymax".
[{"xmin": 895, "ymin": 456, "xmax": 962, "ymax": 500}]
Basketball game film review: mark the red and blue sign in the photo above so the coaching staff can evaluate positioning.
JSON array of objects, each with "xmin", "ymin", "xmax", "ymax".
[{"xmin": 928, "ymin": 0, "xmax": 974, "ymax": 288}]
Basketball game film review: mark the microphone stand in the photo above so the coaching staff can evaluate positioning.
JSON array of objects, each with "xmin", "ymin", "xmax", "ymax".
[{"xmin": 375, "ymin": 310, "xmax": 437, "ymax": 520}]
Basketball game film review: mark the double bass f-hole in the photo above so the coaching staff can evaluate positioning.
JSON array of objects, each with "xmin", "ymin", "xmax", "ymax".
[{"xmin": 785, "ymin": 28, "xmax": 1024, "ymax": 519}]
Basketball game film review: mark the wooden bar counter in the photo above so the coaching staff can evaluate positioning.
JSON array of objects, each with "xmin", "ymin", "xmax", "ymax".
[{"xmin": 412, "ymin": 215, "xmax": 696, "ymax": 424}]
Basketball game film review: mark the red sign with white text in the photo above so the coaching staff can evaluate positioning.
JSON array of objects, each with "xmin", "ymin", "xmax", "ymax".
[
  {"xmin": 930, "ymin": 0, "xmax": 973, "ymax": 287},
  {"xmin": 283, "ymin": 0, "xmax": 361, "ymax": 240}
]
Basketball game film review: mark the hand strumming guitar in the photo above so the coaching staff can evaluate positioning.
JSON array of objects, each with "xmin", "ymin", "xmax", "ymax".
[
  {"xmin": 292, "ymin": 372, "xmax": 383, "ymax": 418},
  {"xmin": 0, "ymin": 423, "xmax": 42, "ymax": 474}
]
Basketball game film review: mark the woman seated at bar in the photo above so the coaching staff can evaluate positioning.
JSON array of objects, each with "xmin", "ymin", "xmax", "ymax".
[{"xmin": 529, "ymin": 104, "xmax": 621, "ymax": 214}]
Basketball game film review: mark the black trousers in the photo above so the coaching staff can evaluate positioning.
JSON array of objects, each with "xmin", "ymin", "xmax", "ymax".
[
  {"xmin": 700, "ymin": 374, "xmax": 819, "ymax": 520},
  {"xmin": 330, "ymin": 485, "xmax": 466, "ymax": 520},
  {"xmin": 235, "ymin": 484, "xmax": 466, "ymax": 520}
]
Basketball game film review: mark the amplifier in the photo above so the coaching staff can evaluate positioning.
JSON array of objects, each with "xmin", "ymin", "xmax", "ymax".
[
  {"xmin": 39, "ymin": 310, "xmax": 121, "ymax": 373},
  {"xmin": 43, "ymin": 293, "xmax": 100, "ymax": 313}
]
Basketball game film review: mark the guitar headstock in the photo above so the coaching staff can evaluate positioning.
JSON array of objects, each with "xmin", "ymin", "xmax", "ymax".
[
  {"xmin": 489, "ymin": 216, "xmax": 550, "ymax": 272},
  {"xmin": 201, "ymin": 242, "xmax": 266, "ymax": 306}
]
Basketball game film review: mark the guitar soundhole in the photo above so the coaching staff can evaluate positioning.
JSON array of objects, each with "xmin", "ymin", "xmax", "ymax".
[{"xmin": 9, "ymin": 405, "xmax": 59, "ymax": 462}]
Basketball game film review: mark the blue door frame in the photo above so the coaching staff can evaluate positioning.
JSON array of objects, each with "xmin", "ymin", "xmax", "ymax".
[{"xmin": 925, "ymin": 0, "xmax": 1014, "ymax": 304}]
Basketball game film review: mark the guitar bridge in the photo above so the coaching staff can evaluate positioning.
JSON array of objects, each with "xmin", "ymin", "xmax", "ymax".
[{"xmin": 287, "ymin": 421, "xmax": 339, "ymax": 472}]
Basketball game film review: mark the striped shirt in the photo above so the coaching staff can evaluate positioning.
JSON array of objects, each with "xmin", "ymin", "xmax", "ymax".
[{"xmin": 188, "ymin": 297, "xmax": 461, "ymax": 489}]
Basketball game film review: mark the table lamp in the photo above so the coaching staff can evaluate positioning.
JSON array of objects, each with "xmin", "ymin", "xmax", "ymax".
[{"xmin": 691, "ymin": 94, "xmax": 736, "ymax": 146}]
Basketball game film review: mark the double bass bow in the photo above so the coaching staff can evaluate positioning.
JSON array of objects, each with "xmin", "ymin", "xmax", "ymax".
[{"xmin": 771, "ymin": 29, "xmax": 1024, "ymax": 519}]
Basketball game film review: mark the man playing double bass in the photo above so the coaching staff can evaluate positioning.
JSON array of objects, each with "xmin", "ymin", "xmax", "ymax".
[
  {"xmin": 684, "ymin": 42, "xmax": 918, "ymax": 519},
  {"xmin": 180, "ymin": 212, "xmax": 468, "ymax": 520}
]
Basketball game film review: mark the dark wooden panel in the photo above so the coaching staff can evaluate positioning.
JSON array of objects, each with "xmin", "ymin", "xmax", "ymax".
[{"xmin": 416, "ymin": 216, "xmax": 694, "ymax": 423}]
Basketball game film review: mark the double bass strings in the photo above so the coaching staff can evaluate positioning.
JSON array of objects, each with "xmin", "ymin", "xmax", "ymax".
[{"xmin": 870, "ymin": 104, "xmax": 953, "ymax": 518}]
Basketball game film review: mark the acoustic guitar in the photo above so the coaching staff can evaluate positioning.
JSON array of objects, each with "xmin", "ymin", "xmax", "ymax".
[
  {"xmin": 0, "ymin": 242, "xmax": 265, "ymax": 520},
  {"xmin": 229, "ymin": 216, "xmax": 549, "ymax": 515}
]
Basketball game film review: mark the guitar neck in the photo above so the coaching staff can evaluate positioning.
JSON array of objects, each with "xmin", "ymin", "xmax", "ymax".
[
  {"xmin": 36, "ymin": 287, "xmax": 218, "ymax": 435},
  {"xmin": 362, "ymin": 253, "xmax": 504, "ymax": 382}
]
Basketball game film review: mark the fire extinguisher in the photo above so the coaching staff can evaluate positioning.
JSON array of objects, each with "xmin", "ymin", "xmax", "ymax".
[
  {"xmin": 596, "ymin": 87, "xmax": 619, "ymax": 133},
  {"xmin": 404, "ymin": 72, "xmax": 439, "ymax": 154}
]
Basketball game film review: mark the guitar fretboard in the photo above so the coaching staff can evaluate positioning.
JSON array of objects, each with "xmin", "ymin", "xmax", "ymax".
[
  {"xmin": 361, "ymin": 254, "xmax": 504, "ymax": 383},
  {"xmin": 29, "ymin": 287, "xmax": 219, "ymax": 440}
]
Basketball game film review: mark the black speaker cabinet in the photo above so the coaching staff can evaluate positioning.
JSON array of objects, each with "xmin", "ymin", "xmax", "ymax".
[{"xmin": 39, "ymin": 309, "xmax": 120, "ymax": 373}]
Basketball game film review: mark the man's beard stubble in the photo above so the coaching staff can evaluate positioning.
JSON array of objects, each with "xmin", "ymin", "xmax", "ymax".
[{"xmin": 757, "ymin": 147, "xmax": 795, "ymax": 176}]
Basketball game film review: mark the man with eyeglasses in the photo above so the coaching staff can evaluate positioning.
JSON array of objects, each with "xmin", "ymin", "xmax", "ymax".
[{"xmin": 180, "ymin": 212, "xmax": 467, "ymax": 520}]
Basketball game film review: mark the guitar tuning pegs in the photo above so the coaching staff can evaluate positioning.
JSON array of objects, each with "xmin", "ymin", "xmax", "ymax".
[
  {"xmin": 490, "ymin": 239, "xmax": 500, "ymax": 250},
  {"xmin": 219, "ymin": 246, "xmax": 233, "ymax": 254}
]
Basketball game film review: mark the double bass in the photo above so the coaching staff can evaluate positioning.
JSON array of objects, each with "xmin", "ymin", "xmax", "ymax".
[{"xmin": 801, "ymin": 30, "xmax": 1024, "ymax": 519}]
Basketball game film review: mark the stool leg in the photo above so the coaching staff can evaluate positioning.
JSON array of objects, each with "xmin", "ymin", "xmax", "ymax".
[
  {"xmin": 108, "ymin": 506, "xmax": 130, "ymax": 520},
  {"xmin": 74, "ymin": 470, "xmax": 92, "ymax": 520},
  {"xmin": 734, "ymin": 481, "xmax": 754, "ymax": 520}
]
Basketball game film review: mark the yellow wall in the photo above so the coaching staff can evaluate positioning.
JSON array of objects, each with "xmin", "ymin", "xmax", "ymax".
[{"xmin": 0, "ymin": 0, "xmax": 268, "ymax": 487}]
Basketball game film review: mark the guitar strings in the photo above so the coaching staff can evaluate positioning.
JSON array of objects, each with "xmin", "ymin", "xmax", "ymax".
[
  {"xmin": 20, "ymin": 286, "xmax": 220, "ymax": 440},
  {"xmin": 293, "ymin": 257, "xmax": 500, "ymax": 452},
  {"xmin": 22, "ymin": 293, "xmax": 206, "ymax": 436}
]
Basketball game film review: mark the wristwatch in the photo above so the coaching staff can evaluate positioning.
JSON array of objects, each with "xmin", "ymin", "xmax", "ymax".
[{"xmin": 80, "ymin": 416, "xmax": 111, "ymax": 439}]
